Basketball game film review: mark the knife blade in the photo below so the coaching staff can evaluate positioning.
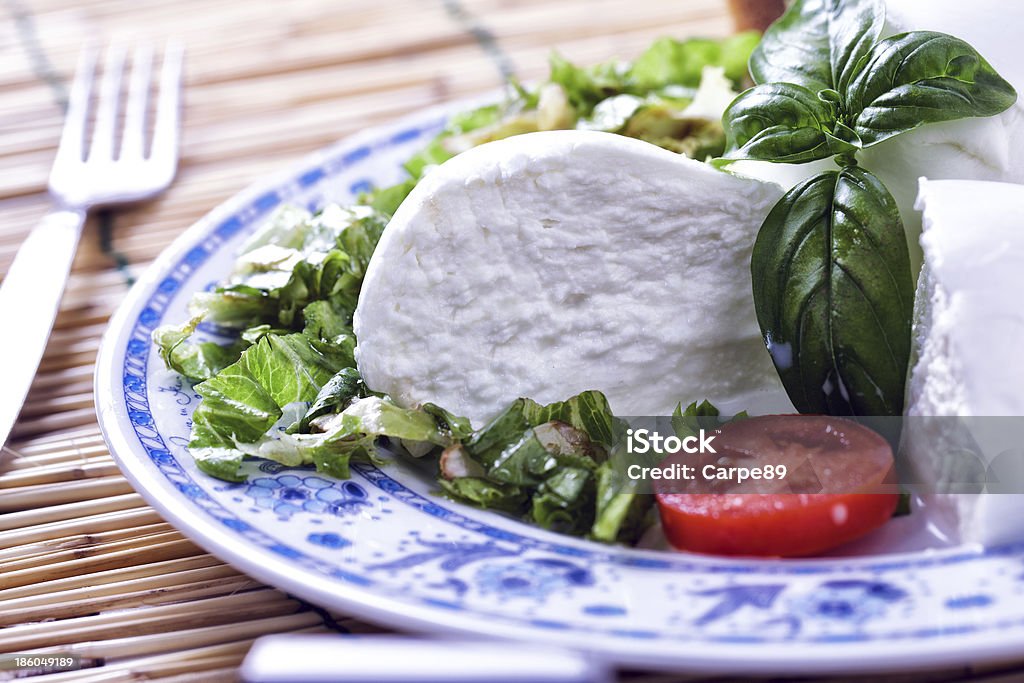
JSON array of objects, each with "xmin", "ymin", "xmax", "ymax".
[{"xmin": 0, "ymin": 208, "xmax": 86, "ymax": 451}]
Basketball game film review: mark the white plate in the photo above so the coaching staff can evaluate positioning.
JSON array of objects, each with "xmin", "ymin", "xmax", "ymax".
[{"xmin": 96, "ymin": 103, "xmax": 1024, "ymax": 675}]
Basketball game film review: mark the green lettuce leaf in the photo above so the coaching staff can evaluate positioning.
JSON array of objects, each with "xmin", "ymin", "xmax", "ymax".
[
  {"xmin": 246, "ymin": 396, "xmax": 461, "ymax": 478},
  {"xmin": 153, "ymin": 316, "xmax": 247, "ymax": 382},
  {"xmin": 189, "ymin": 361, "xmax": 282, "ymax": 482},
  {"xmin": 190, "ymin": 358, "xmax": 282, "ymax": 449},
  {"xmin": 591, "ymin": 462, "xmax": 653, "ymax": 544},
  {"xmin": 466, "ymin": 390, "xmax": 619, "ymax": 472},
  {"xmin": 549, "ymin": 53, "xmax": 632, "ymax": 116},
  {"xmin": 300, "ymin": 300, "xmax": 355, "ymax": 346},
  {"xmin": 523, "ymin": 390, "xmax": 620, "ymax": 448},
  {"xmin": 236, "ymin": 205, "xmax": 315, "ymax": 255},
  {"xmin": 187, "ymin": 333, "xmax": 355, "ymax": 480},
  {"xmin": 550, "ymin": 32, "xmax": 758, "ymax": 118},
  {"xmin": 630, "ymin": 32, "xmax": 760, "ymax": 91},
  {"xmin": 363, "ymin": 179, "xmax": 417, "ymax": 217},
  {"xmin": 242, "ymin": 334, "xmax": 353, "ymax": 405},
  {"xmin": 486, "ymin": 422, "xmax": 600, "ymax": 487},
  {"xmin": 671, "ymin": 398, "xmax": 747, "ymax": 440},
  {"xmin": 532, "ymin": 466, "xmax": 596, "ymax": 535},
  {"xmin": 403, "ymin": 33, "xmax": 753, "ymax": 171},
  {"xmin": 440, "ymin": 392, "xmax": 626, "ymax": 539},
  {"xmin": 240, "ymin": 324, "xmax": 291, "ymax": 344},
  {"xmin": 422, "ymin": 403, "xmax": 475, "ymax": 442},
  {"xmin": 187, "ymin": 285, "xmax": 277, "ymax": 330},
  {"xmin": 275, "ymin": 209, "xmax": 386, "ymax": 330},
  {"xmin": 339, "ymin": 396, "xmax": 453, "ymax": 446},
  {"xmin": 156, "ymin": 202, "xmax": 387, "ymax": 372},
  {"xmin": 403, "ymin": 102, "xmax": 513, "ymax": 178},
  {"xmin": 439, "ymin": 476, "xmax": 528, "ymax": 514},
  {"xmin": 575, "ymin": 94, "xmax": 645, "ymax": 133},
  {"xmin": 297, "ymin": 367, "xmax": 370, "ymax": 432}
]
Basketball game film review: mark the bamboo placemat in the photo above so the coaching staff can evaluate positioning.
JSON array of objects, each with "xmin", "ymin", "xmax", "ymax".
[{"xmin": 2, "ymin": 1, "xmax": 1023, "ymax": 681}]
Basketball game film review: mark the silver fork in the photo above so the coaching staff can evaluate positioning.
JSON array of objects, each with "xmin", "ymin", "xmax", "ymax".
[{"xmin": 0, "ymin": 43, "xmax": 184, "ymax": 450}]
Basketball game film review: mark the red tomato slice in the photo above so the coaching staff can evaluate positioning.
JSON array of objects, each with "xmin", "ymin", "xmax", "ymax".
[{"xmin": 654, "ymin": 415, "xmax": 898, "ymax": 557}]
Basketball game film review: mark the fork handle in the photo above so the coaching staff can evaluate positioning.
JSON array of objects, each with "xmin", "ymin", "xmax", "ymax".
[{"xmin": 0, "ymin": 208, "xmax": 86, "ymax": 448}]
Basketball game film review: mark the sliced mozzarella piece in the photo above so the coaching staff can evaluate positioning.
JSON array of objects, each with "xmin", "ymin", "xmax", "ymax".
[
  {"xmin": 354, "ymin": 131, "xmax": 788, "ymax": 425},
  {"xmin": 905, "ymin": 179, "xmax": 1024, "ymax": 546},
  {"xmin": 908, "ymin": 180, "xmax": 1024, "ymax": 418}
]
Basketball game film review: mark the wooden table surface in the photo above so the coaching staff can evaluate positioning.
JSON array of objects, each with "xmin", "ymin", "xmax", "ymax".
[{"xmin": 1, "ymin": 1, "xmax": 1021, "ymax": 681}]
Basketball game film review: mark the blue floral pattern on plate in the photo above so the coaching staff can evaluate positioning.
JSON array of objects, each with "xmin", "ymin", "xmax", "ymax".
[
  {"xmin": 244, "ymin": 475, "xmax": 370, "ymax": 520},
  {"xmin": 95, "ymin": 103, "xmax": 1024, "ymax": 673},
  {"xmin": 475, "ymin": 559, "xmax": 595, "ymax": 601}
]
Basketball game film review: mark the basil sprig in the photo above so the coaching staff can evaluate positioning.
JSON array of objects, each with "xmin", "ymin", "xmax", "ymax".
[{"xmin": 721, "ymin": 0, "xmax": 1017, "ymax": 416}]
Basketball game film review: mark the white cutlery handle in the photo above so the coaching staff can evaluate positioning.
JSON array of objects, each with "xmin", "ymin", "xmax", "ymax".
[
  {"xmin": 0, "ymin": 208, "xmax": 86, "ymax": 447},
  {"xmin": 240, "ymin": 635, "xmax": 612, "ymax": 683}
]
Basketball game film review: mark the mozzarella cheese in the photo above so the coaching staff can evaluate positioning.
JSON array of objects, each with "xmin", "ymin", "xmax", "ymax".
[
  {"xmin": 905, "ymin": 179, "xmax": 1024, "ymax": 545},
  {"xmin": 354, "ymin": 131, "xmax": 788, "ymax": 426},
  {"xmin": 733, "ymin": 0, "xmax": 1024, "ymax": 267},
  {"xmin": 907, "ymin": 180, "xmax": 1024, "ymax": 418}
]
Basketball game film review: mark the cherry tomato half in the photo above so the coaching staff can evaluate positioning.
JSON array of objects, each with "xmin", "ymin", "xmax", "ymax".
[{"xmin": 655, "ymin": 415, "xmax": 898, "ymax": 557}]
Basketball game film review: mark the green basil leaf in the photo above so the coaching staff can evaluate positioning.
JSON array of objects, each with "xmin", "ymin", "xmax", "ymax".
[
  {"xmin": 750, "ymin": 0, "xmax": 882, "ymax": 94},
  {"xmin": 751, "ymin": 167, "xmax": 913, "ymax": 416},
  {"xmin": 846, "ymin": 31, "xmax": 1018, "ymax": 147},
  {"xmin": 721, "ymin": 83, "xmax": 834, "ymax": 163},
  {"xmin": 827, "ymin": 0, "xmax": 884, "ymax": 95},
  {"xmin": 750, "ymin": 0, "xmax": 831, "ymax": 91}
]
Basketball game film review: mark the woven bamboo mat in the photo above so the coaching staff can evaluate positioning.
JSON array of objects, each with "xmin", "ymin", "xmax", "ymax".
[{"xmin": 1, "ymin": 1, "xmax": 1022, "ymax": 681}]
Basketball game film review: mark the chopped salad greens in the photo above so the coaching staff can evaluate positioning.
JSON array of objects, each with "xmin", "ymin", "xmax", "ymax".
[
  {"xmin": 403, "ymin": 32, "xmax": 759, "ymax": 177},
  {"xmin": 153, "ymin": 35, "xmax": 759, "ymax": 545}
]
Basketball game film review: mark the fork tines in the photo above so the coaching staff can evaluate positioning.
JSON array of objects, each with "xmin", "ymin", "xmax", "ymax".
[
  {"xmin": 58, "ymin": 42, "xmax": 183, "ymax": 165},
  {"xmin": 50, "ymin": 42, "xmax": 183, "ymax": 206}
]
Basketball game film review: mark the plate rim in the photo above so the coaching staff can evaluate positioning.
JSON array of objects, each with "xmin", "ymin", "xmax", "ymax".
[{"xmin": 94, "ymin": 102, "xmax": 1024, "ymax": 674}]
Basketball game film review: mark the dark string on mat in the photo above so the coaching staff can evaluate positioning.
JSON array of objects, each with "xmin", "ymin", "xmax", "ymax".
[
  {"xmin": 6, "ymin": 0, "xmax": 136, "ymax": 287},
  {"xmin": 441, "ymin": 0, "xmax": 518, "ymax": 83}
]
